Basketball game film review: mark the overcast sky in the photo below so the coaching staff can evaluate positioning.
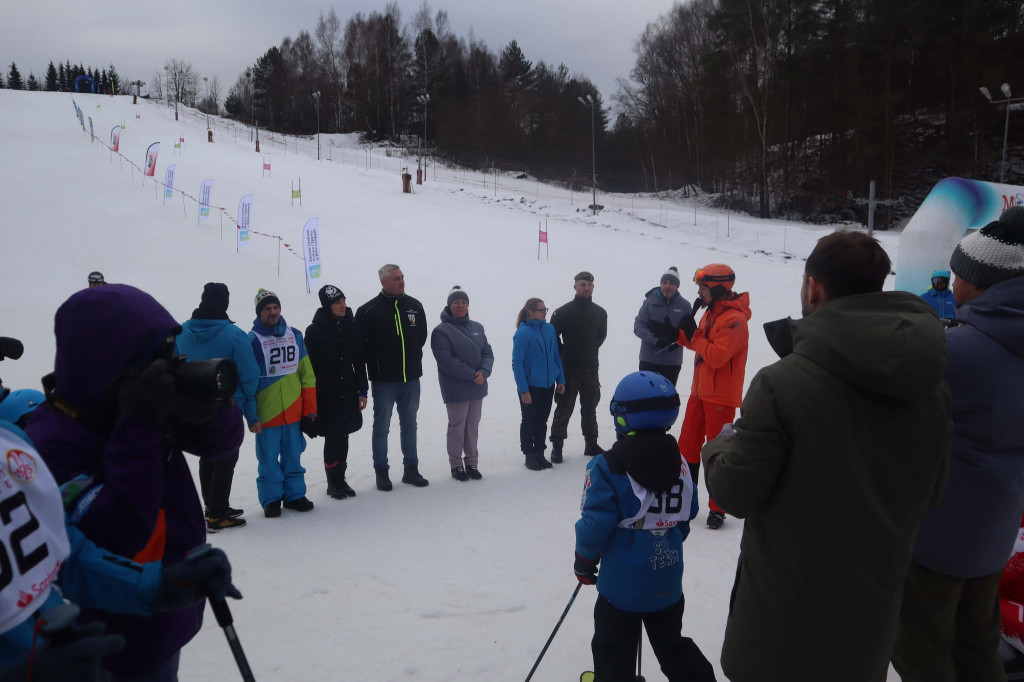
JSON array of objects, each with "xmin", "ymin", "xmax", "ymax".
[{"xmin": 2, "ymin": 0, "xmax": 677, "ymax": 106}]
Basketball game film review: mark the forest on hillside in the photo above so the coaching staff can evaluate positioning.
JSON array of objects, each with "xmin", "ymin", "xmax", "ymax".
[{"xmin": 11, "ymin": 1, "xmax": 1024, "ymax": 225}]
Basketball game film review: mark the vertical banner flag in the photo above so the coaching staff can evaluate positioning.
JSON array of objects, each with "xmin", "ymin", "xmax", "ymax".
[
  {"xmin": 163, "ymin": 164, "xmax": 176, "ymax": 205},
  {"xmin": 88, "ymin": 117, "xmax": 94, "ymax": 141},
  {"xmin": 110, "ymin": 126, "xmax": 120, "ymax": 152},
  {"xmin": 144, "ymin": 142, "xmax": 159, "ymax": 177},
  {"xmin": 198, "ymin": 179, "xmax": 213, "ymax": 222},
  {"xmin": 302, "ymin": 218, "xmax": 322, "ymax": 291},
  {"xmin": 237, "ymin": 194, "xmax": 252, "ymax": 249}
]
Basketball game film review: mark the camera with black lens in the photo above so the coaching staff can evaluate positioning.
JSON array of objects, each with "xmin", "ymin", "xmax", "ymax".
[{"xmin": 169, "ymin": 356, "xmax": 239, "ymax": 402}]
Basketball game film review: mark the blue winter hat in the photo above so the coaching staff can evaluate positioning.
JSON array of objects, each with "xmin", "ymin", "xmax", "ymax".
[{"xmin": 931, "ymin": 270, "xmax": 950, "ymax": 280}]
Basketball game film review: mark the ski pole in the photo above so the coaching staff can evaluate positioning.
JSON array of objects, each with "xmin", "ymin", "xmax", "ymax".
[
  {"xmin": 636, "ymin": 623, "xmax": 646, "ymax": 681},
  {"xmin": 185, "ymin": 544, "xmax": 255, "ymax": 682},
  {"xmin": 525, "ymin": 583, "xmax": 583, "ymax": 682},
  {"xmin": 209, "ymin": 597, "xmax": 256, "ymax": 682}
]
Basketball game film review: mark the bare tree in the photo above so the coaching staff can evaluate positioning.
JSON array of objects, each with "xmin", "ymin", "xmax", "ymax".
[
  {"xmin": 150, "ymin": 70, "xmax": 164, "ymax": 100},
  {"xmin": 164, "ymin": 58, "xmax": 197, "ymax": 119}
]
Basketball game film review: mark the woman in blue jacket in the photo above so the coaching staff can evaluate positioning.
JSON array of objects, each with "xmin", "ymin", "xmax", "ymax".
[{"xmin": 512, "ymin": 298, "xmax": 565, "ymax": 470}]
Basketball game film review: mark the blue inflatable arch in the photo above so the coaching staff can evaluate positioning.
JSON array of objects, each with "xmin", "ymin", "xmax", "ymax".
[
  {"xmin": 73, "ymin": 75, "xmax": 96, "ymax": 93},
  {"xmin": 895, "ymin": 177, "xmax": 1024, "ymax": 293}
]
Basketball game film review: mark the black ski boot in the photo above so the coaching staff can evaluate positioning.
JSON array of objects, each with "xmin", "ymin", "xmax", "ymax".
[
  {"xmin": 402, "ymin": 464, "xmax": 429, "ymax": 487},
  {"xmin": 550, "ymin": 439, "xmax": 564, "ymax": 463}
]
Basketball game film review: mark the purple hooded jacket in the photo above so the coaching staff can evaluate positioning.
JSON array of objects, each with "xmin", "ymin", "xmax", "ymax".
[{"xmin": 26, "ymin": 284, "xmax": 243, "ymax": 677}]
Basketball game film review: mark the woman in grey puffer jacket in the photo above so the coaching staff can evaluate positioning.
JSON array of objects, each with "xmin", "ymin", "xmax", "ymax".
[{"xmin": 430, "ymin": 286, "xmax": 494, "ymax": 481}]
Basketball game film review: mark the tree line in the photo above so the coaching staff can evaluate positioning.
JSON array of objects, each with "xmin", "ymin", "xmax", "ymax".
[
  {"xmin": 614, "ymin": 0, "xmax": 1024, "ymax": 217},
  {"xmin": 3, "ymin": 61, "xmax": 123, "ymax": 95}
]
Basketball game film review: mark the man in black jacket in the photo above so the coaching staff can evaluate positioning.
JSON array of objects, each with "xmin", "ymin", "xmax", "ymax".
[
  {"xmin": 355, "ymin": 264, "xmax": 429, "ymax": 491},
  {"xmin": 549, "ymin": 271, "xmax": 608, "ymax": 462}
]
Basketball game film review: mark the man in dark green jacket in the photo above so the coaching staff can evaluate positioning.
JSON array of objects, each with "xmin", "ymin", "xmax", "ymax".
[
  {"xmin": 702, "ymin": 231, "xmax": 951, "ymax": 682},
  {"xmin": 549, "ymin": 271, "xmax": 608, "ymax": 462}
]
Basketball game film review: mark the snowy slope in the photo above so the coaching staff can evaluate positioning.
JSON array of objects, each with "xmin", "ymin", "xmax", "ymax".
[{"xmin": 0, "ymin": 89, "xmax": 903, "ymax": 681}]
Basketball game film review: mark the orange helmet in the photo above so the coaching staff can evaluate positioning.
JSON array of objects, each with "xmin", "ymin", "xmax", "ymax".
[{"xmin": 693, "ymin": 264, "xmax": 735, "ymax": 291}]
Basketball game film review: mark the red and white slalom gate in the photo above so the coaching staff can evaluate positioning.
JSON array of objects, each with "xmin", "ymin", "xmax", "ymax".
[{"xmin": 538, "ymin": 219, "xmax": 549, "ymax": 260}]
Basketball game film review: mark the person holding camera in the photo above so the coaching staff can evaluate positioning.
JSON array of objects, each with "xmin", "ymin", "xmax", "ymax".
[
  {"xmin": 176, "ymin": 283, "xmax": 261, "ymax": 532},
  {"xmin": 249, "ymin": 289, "xmax": 318, "ymax": 517},
  {"xmin": 26, "ymin": 284, "xmax": 245, "ymax": 681}
]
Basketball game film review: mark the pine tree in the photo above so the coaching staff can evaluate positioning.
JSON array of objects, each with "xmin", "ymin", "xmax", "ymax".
[
  {"xmin": 57, "ymin": 62, "xmax": 65, "ymax": 91},
  {"xmin": 7, "ymin": 63, "xmax": 24, "ymax": 90},
  {"xmin": 26, "ymin": 73, "xmax": 39, "ymax": 91},
  {"xmin": 107, "ymin": 64, "xmax": 121, "ymax": 94},
  {"xmin": 45, "ymin": 61, "xmax": 58, "ymax": 91},
  {"xmin": 0, "ymin": 73, "xmax": 5, "ymax": 89}
]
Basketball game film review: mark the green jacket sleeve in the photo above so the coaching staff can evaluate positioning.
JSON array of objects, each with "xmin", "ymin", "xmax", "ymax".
[{"xmin": 701, "ymin": 368, "xmax": 790, "ymax": 518}]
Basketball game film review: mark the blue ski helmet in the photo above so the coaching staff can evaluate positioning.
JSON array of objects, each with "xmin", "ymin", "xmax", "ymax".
[
  {"xmin": 0, "ymin": 388, "xmax": 45, "ymax": 429},
  {"xmin": 609, "ymin": 371, "xmax": 681, "ymax": 436}
]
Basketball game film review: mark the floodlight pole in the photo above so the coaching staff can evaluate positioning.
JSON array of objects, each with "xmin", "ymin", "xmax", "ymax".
[
  {"xmin": 312, "ymin": 91, "xmax": 321, "ymax": 161},
  {"xmin": 578, "ymin": 95, "xmax": 597, "ymax": 215},
  {"xmin": 980, "ymin": 83, "xmax": 1024, "ymax": 184}
]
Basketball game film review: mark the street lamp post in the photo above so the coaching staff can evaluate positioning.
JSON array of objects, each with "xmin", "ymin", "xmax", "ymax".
[
  {"xmin": 416, "ymin": 94, "xmax": 430, "ymax": 184},
  {"xmin": 980, "ymin": 83, "xmax": 1024, "ymax": 184},
  {"xmin": 203, "ymin": 76, "xmax": 210, "ymax": 133},
  {"xmin": 312, "ymin": 91, "xmax": 321, "ymax": 161},
  {"xmin": 577, "ymin": 94, "xmax": 597, "ymax": 216}
]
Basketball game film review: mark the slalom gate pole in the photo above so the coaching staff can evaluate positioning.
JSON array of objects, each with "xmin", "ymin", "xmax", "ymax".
[
  {"xmin": 524, "ymin": 582, "xmax": 582, "ymax": 682},
  {"xmin": 210, "ymin": 598, "xmax": 256, "ymax": 682}
]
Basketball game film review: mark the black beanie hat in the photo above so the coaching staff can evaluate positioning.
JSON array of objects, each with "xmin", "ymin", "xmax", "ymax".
[
  {"xmin": 319, "ymin": 284, "xmax": 345, "ymax": 309},
  {"xmin": 199, "ymin": 283, "xmax": 229, "ymax": 314},
  {"xmin": 950, "ymin": 206, "xmax": 1024, "ymax": 288},
  {"xmin": 254, "ymin": 288, "xmax": 281, "ymax": 315}
]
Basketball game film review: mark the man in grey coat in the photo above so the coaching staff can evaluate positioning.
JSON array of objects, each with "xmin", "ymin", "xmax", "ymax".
[
  {"xmin": 633, "ymin": 266, "xmax": 692, "ymax": 385},
  {"xmin": 894, "ymin": 206, "xmax": 1024, "ymax": 682},
  {"xmin": 702, "ymin": 230, "xmax": 951, "ymax": 682},
  {"xmin": 430, "ymin": 286, "xmax": 494, "ymax": 481}
]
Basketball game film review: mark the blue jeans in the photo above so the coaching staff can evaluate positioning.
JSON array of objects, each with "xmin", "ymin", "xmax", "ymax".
[{"xmin": 371, "ymin": 380, "xmax": 420, "ymax": 470}]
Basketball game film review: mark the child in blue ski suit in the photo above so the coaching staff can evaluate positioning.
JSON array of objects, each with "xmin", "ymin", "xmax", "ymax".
[{"xmin": 574, "ymin": 371, "xmax": 716, "ymax": 682}]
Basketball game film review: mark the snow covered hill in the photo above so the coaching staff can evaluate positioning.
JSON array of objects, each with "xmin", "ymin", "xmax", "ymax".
[{"xmin": 0, "ymin": 89, "xmax": 902, "ymax": 681}]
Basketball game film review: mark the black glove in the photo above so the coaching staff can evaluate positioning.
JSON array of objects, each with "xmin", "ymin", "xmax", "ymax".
[
  {"xmin": 691, "ymin": 296, "xmax": 706, "ymax": 314},
  {"xmin": 0, "ymin": 337, "xmax": 24, "ymax": 361},
  {"xmin": 678, "ymin": 315, "xmax": 698, "ymax": 342},
  {"xmin": 574, "ymin": 553, "xmax": 599, "ymax": 586},
  {"xmin": 118, "ymin": 358, "xmax": 177, "ymax": 426},
  {"xmin": 153, "ymin": 544, "xmax": 242, "ymax": 612},
  {"xmin": 939, "ymin": 318, "xmax": 961, "ymax": 329},
  {"xmin": 300, "ymin": 415, "xmax": 318, "ymax": 439},
  {"xmin": 2, "ymin": 614, "xmax": 124, "ymax": 682}
]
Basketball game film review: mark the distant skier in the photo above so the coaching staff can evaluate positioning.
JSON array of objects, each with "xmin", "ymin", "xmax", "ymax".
[
  {"xmin": 919, "ymin": 268, "xmax": 956, "ymax": 322},
  {"xmin": 575, "ymin": 371, "xmax": 716, "ymax": 682}
]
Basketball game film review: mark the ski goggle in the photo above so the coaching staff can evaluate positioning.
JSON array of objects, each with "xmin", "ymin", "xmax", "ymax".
[
  {"xmin": 87, "ymin": 272, "xmax": 105, "ymax": 284},
  {"xmin": 693, "ymin": 268, "xmax": 734, "ymax": 285}
]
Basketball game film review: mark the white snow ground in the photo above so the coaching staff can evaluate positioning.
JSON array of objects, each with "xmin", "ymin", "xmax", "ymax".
[{"xmin": 0, "ymin": 89, "xmax": 904, "ymax": 681}]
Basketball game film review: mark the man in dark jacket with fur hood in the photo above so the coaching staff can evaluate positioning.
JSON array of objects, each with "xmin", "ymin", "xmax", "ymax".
[{"xmin": 702, "ymin": 231, "xmax": 951, "ymax": 682}]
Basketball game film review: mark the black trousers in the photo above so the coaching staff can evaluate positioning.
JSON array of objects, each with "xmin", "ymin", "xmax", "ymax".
[
  {"xmin": 551, "ymin": 367, "xmax": 600, "ymax": 444},
  {"xmin": 519, "ymin": 385, "xmax": 554, "ymax": 454},
  {"xmin": 324, "ymin": 430, "xmax": 350, "ymax": 486},
  {"xmin": 639, "ymin": 360, "xmax": 681, "ymax": 387},
  {"xmin": 592, "ymin": 595, "xmax": 716, "ymax": 682},
  {"xmin": 199, "ymin": 450, "xmax": 239, "ymax": 516}
]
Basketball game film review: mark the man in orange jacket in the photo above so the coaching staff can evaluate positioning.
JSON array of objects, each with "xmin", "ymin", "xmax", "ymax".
[{"xmin": 675, "ymin": 264, "xmax": 751, "ymax": 529}]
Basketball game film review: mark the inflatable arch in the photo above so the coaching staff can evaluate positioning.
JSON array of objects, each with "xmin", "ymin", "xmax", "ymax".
[
  {"xmin": 895, "ymin": 177, "xmax": 1024, "ymax": 293},
  {"xmin": 73, "ymin": 75, "xmax": 96, "ymax": 93}
]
